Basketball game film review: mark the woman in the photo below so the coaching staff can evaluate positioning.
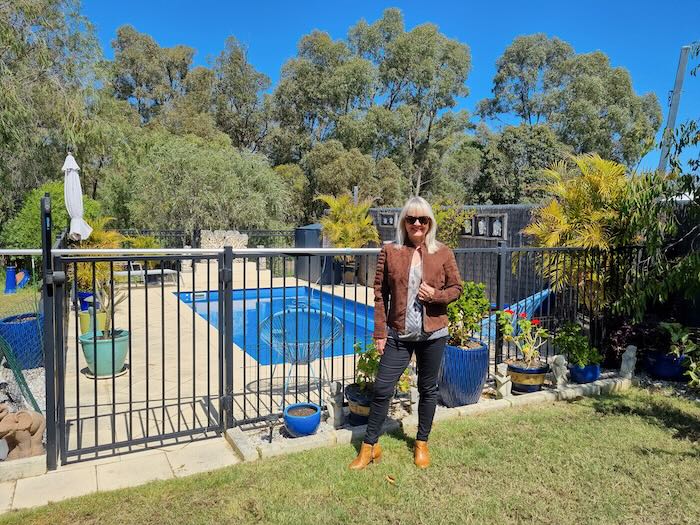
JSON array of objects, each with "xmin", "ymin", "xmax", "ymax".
[{"xmin": 349, "ymin": 196, "xmax": 462, "ymax": 470}]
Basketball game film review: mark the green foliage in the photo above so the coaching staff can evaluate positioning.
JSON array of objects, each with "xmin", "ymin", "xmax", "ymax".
[
  {"xmin": 110, "ymin": 25, "xmax": 194, "ymax": 122},
  {"xmin": 0, "ymin": 181, "xmax": 101, "ymax": 249},
  {"xmin": 73, "ymin": 216, "xmax": 126, "ymax": 291},
  {"xmin": 354, "ymin": 341, "xmax": 410, "ymax": 392},
  {"xmin": 473, "ymin": 124, "xmax": 569, "ymax": 204},
  {"xmin": 659, "ymin": 322, "xmax": 700, "ymax": 389},
  {"xmin": 553, "ymin": 322, "xmax": 602, "ymax": 368},
  {"xmin": 103, "ymin": 130, "xmax": 290, "ymax": 231},
  {"xmin": 447, "ymin": 282, "xmax": 490, "ymax": 347},
  {"xmin": 479, "ymin": 34, "xmax": 662, "ymax": 166},
  {"xmin": 0, "ymin": 0, "xmax": 99, "ymax": 225},
  {"xmin": 431, "ymin": 200, "xmax": 474, "ymax": 249},
  {"xmin": 316, "ymin": 194, "xmax": 379, "ymax": 249},
  {"xmin": 498, "ymin": 310, "xmax": 550, "ymax": 367}
]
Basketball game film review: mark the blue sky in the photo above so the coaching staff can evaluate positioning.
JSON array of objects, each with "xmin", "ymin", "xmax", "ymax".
[{"xmin": 83, "ymin": 0, "xmax": 699, "ymax": 170}]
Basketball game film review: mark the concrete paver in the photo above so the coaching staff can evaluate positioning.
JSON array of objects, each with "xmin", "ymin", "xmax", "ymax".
[
  {"xmin": 166, "ymin": 438, "xmax": 239, "ymax": 478},
  {"xmin": 96, "ymin": 452, "xmax": 173, "ymax": 492},
  {"xmin": 13, "ymin": 467, "xmax": 97, "ymax": 510},
  {"xmin": 0, "ymin": 482, "xmax": 15, "ymax": 513}
]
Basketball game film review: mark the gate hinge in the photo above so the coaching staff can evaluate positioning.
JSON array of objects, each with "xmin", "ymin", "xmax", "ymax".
[{"xmin": 220, "ymin": 395, "xmax": 233, "ymax": 412}]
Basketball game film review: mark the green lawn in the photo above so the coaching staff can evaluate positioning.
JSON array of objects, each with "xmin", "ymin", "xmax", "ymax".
[
  {"xmin": 0, "ymin": 286, "xmax": 41, "ymax": 319},
  {"xmin": 2, "ymin": 389, "xmax": 699, "ymax": 525}
]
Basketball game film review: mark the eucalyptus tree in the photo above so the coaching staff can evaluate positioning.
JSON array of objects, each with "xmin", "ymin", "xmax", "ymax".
[{"xmin": 479, "ymin": 34, "xmax": 662, "ymax": 166}]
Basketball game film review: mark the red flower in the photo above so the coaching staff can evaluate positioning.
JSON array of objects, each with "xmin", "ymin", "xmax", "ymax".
[
  {"xmin": 531, "ymin": 319, "xmax": 541, "ymax": 326},
  {"xmin": 504, "ymin": 309, "xmax": 514, "ymax": 315},
  {"xmin": 519, "ymin": 312, "xmax": 527, "ymax": 318}
]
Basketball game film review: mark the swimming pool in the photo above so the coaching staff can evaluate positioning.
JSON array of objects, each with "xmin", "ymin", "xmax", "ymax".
[{"xmin": 178, "ymin": 286, "xmax": 374, "ymax": 365}]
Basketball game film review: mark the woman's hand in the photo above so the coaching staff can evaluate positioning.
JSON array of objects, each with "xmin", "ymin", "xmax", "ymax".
[
  {"xmin": 375, "ymin": 338, "xmax": 387, "ymax": 355},
  {"xmin": 417, "ymin": 282, "xmax": 436, "ymax": 303}
]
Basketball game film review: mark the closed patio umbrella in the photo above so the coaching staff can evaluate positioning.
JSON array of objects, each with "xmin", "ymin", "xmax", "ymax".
[{"xmin": 62, "ymin": 153, "xmax": 92, "ymax": 241}]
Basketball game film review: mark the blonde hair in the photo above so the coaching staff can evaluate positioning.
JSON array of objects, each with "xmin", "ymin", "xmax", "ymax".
[{"xmin": 395, "ymin": 196, "xmax": 439, "ymax": 254}]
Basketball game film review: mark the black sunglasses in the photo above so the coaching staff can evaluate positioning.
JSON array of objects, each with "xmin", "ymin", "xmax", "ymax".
[{"xmin": 405, "ymin": 215, "xmax": 430, "ymax": 225}]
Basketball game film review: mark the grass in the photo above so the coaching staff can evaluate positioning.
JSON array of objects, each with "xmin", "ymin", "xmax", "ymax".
[
  {"xmin": 2, "ymin": 388, "xmax": 699, "ymax": 525},
  {"xmin": 0, "ymin": 286, "xmax": 41, "ymax": 319}
]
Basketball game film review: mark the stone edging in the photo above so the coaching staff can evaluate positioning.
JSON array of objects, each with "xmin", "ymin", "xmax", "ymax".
[{"xmin": 225, "ymin": 376, "xmax": 633, "ymax": 462}]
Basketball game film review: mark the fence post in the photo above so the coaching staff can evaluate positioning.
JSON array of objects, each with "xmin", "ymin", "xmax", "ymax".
[
  {"xmin": 40, "ymin": 194, "xmax": 58, "ymax": 471},
  {"xmin": 494, "ymin": 240, "xmax": 508, "ymax": 368},
  {"xmin": 222, "ymin": 246, "xmax": 234, "ymax": 429}
]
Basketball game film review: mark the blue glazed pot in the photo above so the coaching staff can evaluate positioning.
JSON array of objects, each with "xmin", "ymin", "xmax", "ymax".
[
  {"xmin": 646, "ymin": 351, "xmax": 688, "ymax": 381},
  {"xmin": 0, "ymin": 313, "xmax": 44, "ymax": 369},
  {"xmin": 438, "ymin": 340, "xmax": 489, "ymax": 407},
  {"xmin": 79, "ymin": 330, "xmax": 129, "ymax": 377},
  {"xmin": 569, "ymin": 363, "xmax": 601, "ymax": 384},
  {"xmin": 507, "ymin": 362, "xmax": 550, "ymax": 393},
  {"xmin": 284, "ymin": 402, "xmax": 321, "ymax": 437}
]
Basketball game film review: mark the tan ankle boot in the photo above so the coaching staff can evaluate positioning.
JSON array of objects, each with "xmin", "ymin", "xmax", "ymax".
[
  {"xmin": 349, "ymin": 442, "xmax": 382, "ymax": 470},
  {"xmin": 414, "ymin": 440, "xmax": 430, "ymax": 468}
]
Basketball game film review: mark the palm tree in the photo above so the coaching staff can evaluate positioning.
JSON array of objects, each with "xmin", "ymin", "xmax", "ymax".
[
  {"xmin": 316, "ymin": 194, "xmax": 380, "ymax": 283},
  {"xmin": 523, "ymin": 154, "xmax": 632, "ymax": 312}
]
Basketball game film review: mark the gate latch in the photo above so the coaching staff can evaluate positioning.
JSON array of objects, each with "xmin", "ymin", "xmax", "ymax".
[{"xmin": 46, "ymin": 271, "xmax": 66, "ymax": 285}]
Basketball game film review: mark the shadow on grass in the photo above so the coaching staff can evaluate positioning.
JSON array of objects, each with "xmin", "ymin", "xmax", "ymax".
[{"xmin": 591, "ymin": 394, "xmax": 700, "ymax": 442}]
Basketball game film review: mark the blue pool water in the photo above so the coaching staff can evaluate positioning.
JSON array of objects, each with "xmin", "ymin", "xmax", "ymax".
[{"xmin": 178, "ymin": 286, "xmax": 374, "ymax": 365}]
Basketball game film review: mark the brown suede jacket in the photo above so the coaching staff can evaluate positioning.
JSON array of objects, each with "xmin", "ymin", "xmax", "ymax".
[{"xmin": 373, "ymin": 241, "xmax": 463, "ymax": 340}]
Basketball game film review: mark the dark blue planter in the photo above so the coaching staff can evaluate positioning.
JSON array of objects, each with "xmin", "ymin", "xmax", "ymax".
[
  {"xmin": 345, "ymin": 383, "xmax": 373, "ymax": 426},
  {"xmin": 507, "ymin": 362, "xmax": 550, "ymax": 393},
  {"xmin": 0, "ymin": 313, "xmax": 44, "ymax": 369},
  {"xmin": 284, "ymin": 403, "xmax": 321, "ymax": 437},
  {"xmin": 646, "ymin": 351, "xmax": 688, "ymax": 381},
  {"xmin": 438, "ymin": 340, "xmax": 489, "ymax": 407},
  {"xmin": 569, "ymin": 363, "xmax": 601, "ymax": 384}
]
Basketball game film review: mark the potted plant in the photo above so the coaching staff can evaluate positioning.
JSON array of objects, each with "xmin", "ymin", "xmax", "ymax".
[
  {"xmin": 438, "ymin": 281, "xmax": 490, "ymax": 407},
  {"xmin": 553, "ymin": 322, "xmax": 602, "ymax": 384},
  {"xmin": 344, "ymin": 341, "xmax": 411, "ymax": 426},
  {"xmin": 316, "ymin": 194, "xmax": 379, "ymax": 284},
  {"xmin": 73, "ymin": 217, "xmax": 125, "ymax": 312},
  {"xmin": 78, "ymin": 282, "xmax": 129, "ymax": 378},
  {"xmin": 646, "ymin": 322, "xmax": 697, "ymax": 381},
  {"xmin": 283, "ymin": 402, "xmax": 322, "ymax": 437},
  {"xmin": 499, "ymin": 310, "xmax": 551, "ymax": 393}
]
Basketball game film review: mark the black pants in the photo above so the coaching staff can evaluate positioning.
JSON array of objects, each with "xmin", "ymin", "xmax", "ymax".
[{"xmin": 364, "ymin": 336, "xmax": 447, "ymax": 444}]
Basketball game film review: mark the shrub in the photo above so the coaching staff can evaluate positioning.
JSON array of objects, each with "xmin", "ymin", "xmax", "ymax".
[
  {"xmin": 1, "ymin": 181, "xmax": 101, "ymax": 248},
  {"xmin": 553, "ymin": 322, "xmax": 602, "ymax": 368},
  {"xmin": 447, "ymin": 281, "xmax": 490, "ymax": 347}
]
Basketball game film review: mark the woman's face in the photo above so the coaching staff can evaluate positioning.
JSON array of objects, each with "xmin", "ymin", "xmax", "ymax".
[{"xmin": 404, "ymin": 207, "xmax": 431, "ymax": 246}]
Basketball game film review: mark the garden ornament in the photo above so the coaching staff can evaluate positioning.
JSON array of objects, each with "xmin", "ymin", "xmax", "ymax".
[
  {"xmin": 0, "ymin": 404, "xmax": 46, "ymax": 460},
  {"xmin": 494, "ymin": 363, "xmax": 512, "ymax": 399},
  {"xmin": 551, "ymin": 355, "xmax": 569, "ymax": 388},
  {"xmin": 326, "ymin": 381, "xmax": 345, "ymax": 428},
  {"xmin": 620, "ymin": 345, "xmax": 637, "ymax": 379}
]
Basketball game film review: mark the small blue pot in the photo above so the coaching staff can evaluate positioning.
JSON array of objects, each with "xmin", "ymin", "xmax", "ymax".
[
  {"xmin": 438, "ymin": 341, "xmax": 489, "ymax": 407},
  {"xmin": 77, "ymin": 291, "xmax": 95, "ymax": 312},
  {"xmin": 284, "ymin": 402, "xmax": 321, "ymax": 437},
  {"xmin": 646, "ymin": 351, "xmax": 688, "ymax": 382},
  {"xmin": 569, "ymin": 363, "xmax": 601, "ymax": 384}
]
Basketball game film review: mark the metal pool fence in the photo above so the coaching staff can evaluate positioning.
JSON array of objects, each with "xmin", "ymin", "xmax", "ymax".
[{"xmin": 0, "ymin": 197, "xmax": 643, "ymax": 470}]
